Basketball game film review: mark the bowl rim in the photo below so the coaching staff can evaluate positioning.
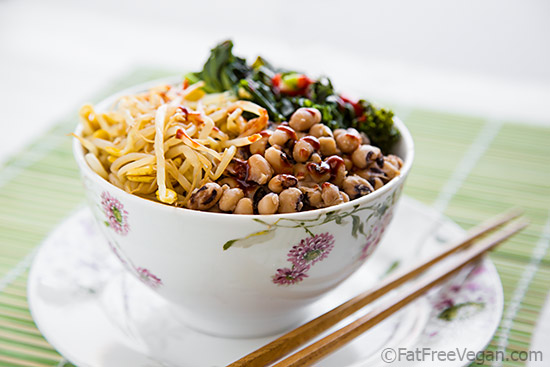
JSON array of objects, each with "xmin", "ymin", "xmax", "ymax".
[{"xmin": 73, "ymin": 77, "xmax": 415, "ymax": 220}]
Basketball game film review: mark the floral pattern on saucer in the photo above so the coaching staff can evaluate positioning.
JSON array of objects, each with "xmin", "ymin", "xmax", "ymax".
[
  {"xmin": 28, "ymin": 198, "xmax": 504, "ymax": 367},
  {"xmin": 422, "ymin": 263, "xmax": 496, "ymax": 342}
]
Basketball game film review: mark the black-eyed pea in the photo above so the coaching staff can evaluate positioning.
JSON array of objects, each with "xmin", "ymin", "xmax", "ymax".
[
  {"xmin": 258, "ymin": 193, "xmax": 280, "ymax": 214},
  {"xmin": 186, "ymin": 183, "xmax": 223, "ymax": 210},
  {"xmin": 321, "ymin": 182, "xmax": 344, "ymax": 207},
  {"xmin": 218, "ymin": 177, "xmax": 239, "ymax": 188},
  {"xmin": 309, "ymin": 123, "xmax": 333, "ymax": 138},
  {"xmin": 219, "ymin": 187, "xmax": 245, "ymax": 212},
  {"xmin": 319, "ymin": 137, "xmax": 338, "ymax": 156},
  {"xmin": 386, "ymin": 154, "xmax": 404, "ymax": 169},
  {"xmin": 333, "ymin": 129, "xmax": 346, "ymax": 138},
  {"xmin": 288, "ymin": 108, "xmax": 322, "ymax": 131},
  {"xmin": 351, "ymin": 145, "xmax": 382, "ymax": 169},
  {"xmin": 248, "ymin": 154, "xmax": 273, "ymax": 185},
  {"xmin": 335, "ymin": 128, "xmax": 361, "ymax": 153},
  {"xmin": 278, "ymin": 188, "xmax": 304, "ymax": 213},
  {"xmin": 310, "ymin": 153, "xmax": 322, "ymax": 164},
  {"xmin": 208, "ymin": 204, "xmax": 223, "ymax": 213},
  {"xmin": 306, "ymin": 162, "xmax": 331, "ymax": 183},
  {"xmin": 380, "ymin": 159, "xmax": 400, "ymax": 180},
  {"xmin": 268, "ymin": 174, "xmax": 299, "ymax": 193},
  {"xmin": 340, "ymin": 191, "xmax": 350, "ymax": 202},
  {"xmin": 325, "ymin": 156, "xmax": 347, "ymax": 187},
  {"xmin": 300, "ymin": 186, "xmax": 324, "ymax": 208},
  {"xmin": 268, "ymin": 125, "xmax": 297, "ymax": 146},
  {"xmin": 293, "ymin": 163, "xmax": 309, "ymax": 181},
  {"xmin": 343, "ymin": 156, "xmax": 354, "ymax": 171},
  {"xmin": 293, "ymin": 136, "xmax": 320, "ymax": 163},
  {"xmin": 373, "ymin": 177, "xmax": 385, "ymax": 190},
  {"xmin": 264, "ymin": 146, "xmax": 293, "ymax": 174},
  {"xmin": 249, "ymin": 130, "xmax": 272, "ymax": 155},
  {"xmin": 354, "ymin": 168, "xmax": 371, "ymax": 181},
  {"xmin": 342, "ymin": 175, "xmax": 374, "ymax": 200},
  {"xmin": 234, "ymin": 198, "xmax": 254, "ymax": 214}
]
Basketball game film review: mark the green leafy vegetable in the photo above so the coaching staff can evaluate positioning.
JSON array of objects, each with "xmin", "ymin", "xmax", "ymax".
[
  {"xmin": 186, "ymin": 40, "xmax": 250, "ymax": 93},
  {"xmin": 188, "ymin": 40, "xmax": 401, "ymax": 152}
]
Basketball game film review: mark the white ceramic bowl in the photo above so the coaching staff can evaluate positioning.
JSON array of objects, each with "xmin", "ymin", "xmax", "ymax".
[{"xmin": 73, "ymin": 80, "xmax": 414, "ymax": 338}]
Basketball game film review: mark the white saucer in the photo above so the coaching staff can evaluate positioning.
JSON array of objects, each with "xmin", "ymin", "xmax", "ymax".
[{"xmin": 28, "ymin": 197, "xmax": 503, "ymax": 367}]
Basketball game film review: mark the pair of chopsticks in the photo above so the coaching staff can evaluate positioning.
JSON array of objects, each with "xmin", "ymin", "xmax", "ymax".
[{"xmin": 228, "ymin": 209, "xmax": 527, "ymax": 367}]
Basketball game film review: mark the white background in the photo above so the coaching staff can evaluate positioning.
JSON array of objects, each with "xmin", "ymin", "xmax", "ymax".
[
  {"xmin": 1, "ymin": 0, "xmax": 549, "ymax": 165},
  {"xmin": 1, "ymin": 0, "xmax": 549, "ymax": 363}
]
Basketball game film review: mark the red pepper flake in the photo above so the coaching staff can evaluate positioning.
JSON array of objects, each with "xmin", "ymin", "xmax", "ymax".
[
  {"xmin": 178, "ymin": 106, "xmax": 189, "ymax": 117},
  {"xmin": 175, "ymin": 129, "xmax": 184, "ymax": 140},
  {"xmin": 183, "ymin": 79, "xmax": 190, "ymax": 90},
  {"xmin": 247, "ymin": 134, "xmax": 262, "ymax": 143}
]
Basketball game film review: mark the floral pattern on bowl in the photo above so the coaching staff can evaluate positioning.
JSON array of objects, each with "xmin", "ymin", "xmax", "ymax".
[
  {"xmin": 101, "ymin": 191, "xmax": 129, "ymax": 235},
  {"xmin": 273, "ymin": 232, "xmax": 335, "ymax": 285},
  {"xmin": 106, "ymin": 240, "xmax": 163, "ymax": 289},
  {"xmin": 222, "ymin": 190, "xmax": 400, "ymax": 286}
]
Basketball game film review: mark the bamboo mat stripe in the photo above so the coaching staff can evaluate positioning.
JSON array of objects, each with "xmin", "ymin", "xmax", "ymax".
[
  {"xmin": 493, "ymin": 214, "xmax": 550, "ymax": 365},
  {"xmin": 0, "ymin": 69, "xmax": 549, "ymax": 367}
]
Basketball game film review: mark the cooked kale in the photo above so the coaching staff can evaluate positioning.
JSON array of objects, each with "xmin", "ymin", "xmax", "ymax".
[
  {"xmin": 186, "ymin": 40, "xmax": 250, "ymax": 93},
  {"xmin": 185, "ymin": 41, "xmax": 400, "ymax": 153}
]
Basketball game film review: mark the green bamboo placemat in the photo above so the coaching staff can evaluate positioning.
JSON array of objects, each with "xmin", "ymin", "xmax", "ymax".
[{"xmin": 0, "ymin": 69, "xmax": 549, "ymax": 367}]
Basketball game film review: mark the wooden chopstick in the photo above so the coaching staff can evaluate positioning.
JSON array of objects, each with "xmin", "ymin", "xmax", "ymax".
[
  {"xmin": 274, "ymin": 218, "xmax": 529, "ymax": 367},
  {"xmin": 228, "ymin": 208, "xmax": 522, "ymax": 367}
]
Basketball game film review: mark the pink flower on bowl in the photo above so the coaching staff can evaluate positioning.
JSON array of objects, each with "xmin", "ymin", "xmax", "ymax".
[
  {"xmin": 101, "ymin": 191, "xmax": 129, "ymax": 235},
  {"xmin": 272, "ymin": 265, "xmax": 311, "ymax": 285},
  {"xmin": 287, "ymin": 232, "xmax": 335, "ymax": 267},
  {"xmin": 273, "ymin": 232, "xmax": 335, "ymax": 286}
]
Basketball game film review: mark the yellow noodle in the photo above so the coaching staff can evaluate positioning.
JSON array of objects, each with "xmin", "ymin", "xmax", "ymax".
[
  {"xmin": 212, "ymin": 145, "xmax": 236, "ymax": 180},
  {"xmin": 111, "ymin": 153, "xmax": 153, "ymax": 172},
  {"xmin": 127, "ymin": 175, "xmax": 155, "ymax": 183},
  {"xmin": 154, "ymin": 104, "xmax": 176, "ymax": 204},
  {"xmin": 75, "ymin": 82, "xmax": 267, "ymax": 207},
  {"xmin": 118, "ymin": 157, "xmax": 156, "ymax": 176},
  {"xmin": 221, "ymin": 134, "xmax": 262, "ymax": 148},
  {"xmin": 166, "ymin": 161, "xmax": 192, "ymax": 191},
  {"xmin": 85, "ymin": 153, "xmax": 109, "ymax": 180},
  {"xmin": 226, "ymin": 108, "xmax": 242, "ymax": 133},
  {"xmin": 71, "ymin": 134, "xmax": 98, "ymax": 156}
]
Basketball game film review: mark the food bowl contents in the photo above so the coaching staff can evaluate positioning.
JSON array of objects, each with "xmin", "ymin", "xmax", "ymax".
[{"xmin": 74, "ymin": 41, "xmax": 403, "ymax": 214}]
